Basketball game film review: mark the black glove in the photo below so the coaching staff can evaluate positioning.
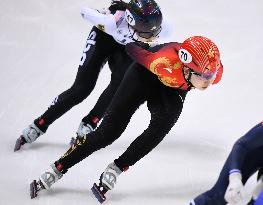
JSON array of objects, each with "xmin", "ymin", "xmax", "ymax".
[
  {"xmin": 109, "ymin": 0, "xmax": 128, "ymax": 14},
  {"xmin": 257, "ymin": 167, "xmax": 263, "ymax": 180}
]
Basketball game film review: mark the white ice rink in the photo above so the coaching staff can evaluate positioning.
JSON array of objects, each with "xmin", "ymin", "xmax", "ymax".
[{"xmin": 0, "ymin": 0, "xmax": 263, "ymax": 204}]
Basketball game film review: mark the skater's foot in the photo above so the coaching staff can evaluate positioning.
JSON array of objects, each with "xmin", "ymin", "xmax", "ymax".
[
  {"xmin": 91, "ymin": 162, "xmax": 123, "ymax": 203},
  {"xmin": 15, "ymin": 121, "xmax": 45, "ymax": 151},
  {"xmin": 30, "ymin": 163, "xmax": 63, "ymax": 199}
]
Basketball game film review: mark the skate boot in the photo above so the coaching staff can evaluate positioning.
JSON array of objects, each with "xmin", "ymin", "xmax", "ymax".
[
  {"xmin": 70, "ymin": 121, "xmax": 94, "ymax": 146},
  {"xmin": 91, "ymin": 162, "xmax": 122, "ymax": 203},
  {"xmin": 14, "ymin": 122, "xmax": 44, "ymax": 152},
  {"xmin": 30, "ymin": 163, "xmax": 63, "ymax": 199}
]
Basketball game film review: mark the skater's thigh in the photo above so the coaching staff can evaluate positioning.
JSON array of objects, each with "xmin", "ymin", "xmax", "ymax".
[
  {"xmin": 147, "ymin": 84, "xmax": 187, "ymax": 123},
  {"xmin": 106, "ymin": 64, "xmax": 147, "ymax": 114},
  {"xmin": 73, "ymin": 27, "xmax": 118, "ymax": 89},
  {"xmin": 108, "ymin": 49, "xmax": 134, "ymax": 84}
]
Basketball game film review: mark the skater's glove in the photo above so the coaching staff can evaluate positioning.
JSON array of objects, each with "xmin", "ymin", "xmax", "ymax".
[
  {"xmin": 80, "ymin": 8, "xmax": 110, "ymax": 19},
  {"xmin": 109, "ymin": 0, "xmax": 128, "ymax": 13},
  {"xmin": 224, "ymin": 170, "xmax": 245, "ymax": 204},
  {"xmin": 252, "ymin": 176, "xmax": 263, "ymax": 200},
  {"xmin": 97, "ymin": 8, "xmax": 111, "ymax": 15}
]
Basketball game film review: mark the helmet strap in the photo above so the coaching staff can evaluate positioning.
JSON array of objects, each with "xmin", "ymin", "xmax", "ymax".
[
  {"xmin": 183, "ymin": 66, "xmax": 195, "ymax": 90},
  {"xmin": 127, "ymin": 24, "xmax": 140, "ymax": 42},
  {"xmin": 127, "ymin": 24, "xmax": 159, "ymax": 42}
]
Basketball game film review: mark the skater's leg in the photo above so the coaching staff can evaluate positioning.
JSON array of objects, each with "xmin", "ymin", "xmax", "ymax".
[
  {"xmin": 114, "ymin": 83, "xmax": 187, "ymax": 169},
  {"xmin": 78, "ymin": 42, "xmax": 149, "ymax": 133},
  {"xmin": 79, "ymin": 50, "xmax": 134, "ymax": 134},
  {"xmin": 92, "ymin": 83, "xmax": 186, "ymax": 199},
  {"xmin": 57, "ymin": 65, "xmax": 147, "ymax": 171},
  {"xmin": 38, "ymin": 27, "xmax": 115, "ymax": 129},
  {"xmin": 30, "ymin": 162, "xmax": 63, "ymax": 198},
  {"xmin": 191, "ymin": 153, "xmax": 232, "ymax": 205},
  {"xmin": 192, "ymin": 147, "xmax": 263, "ymax": 205},
  {"xmin": 18, "ymin": 27, "xmax": 118, "ymax": 147}
]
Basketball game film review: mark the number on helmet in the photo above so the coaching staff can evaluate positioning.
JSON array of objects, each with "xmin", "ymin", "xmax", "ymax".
[
  {"xmin": 125, "ymin": 10, "xmax": 135, "ymax": 26},
  {"xmin": 178, "ymin": 49, "xmax": 192, "ymax": 64}
]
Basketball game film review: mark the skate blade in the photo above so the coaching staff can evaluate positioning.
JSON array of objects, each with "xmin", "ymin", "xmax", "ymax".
[
  {"xmin": 91, "ymin": 183, "xmax": 106, "ymax": 203},
  {"xmin": 14, "ymin": 136, "xmax": 24, "ymax": 152},
  {"xmin": 30, "ymin": 180, "xmax": 38, "ymax": 199}
]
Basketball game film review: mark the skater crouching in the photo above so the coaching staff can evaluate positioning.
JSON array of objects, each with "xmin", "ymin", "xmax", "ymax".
[
  {"xmin": 15, "ymin": 0, "xmax": 163, "ymax": 151},
  {"xmin": 189, "ymin": 122, "xmax": 263, "ymax": 205},
  {"xmin": 30, "ymin": 36, "xmax": 223, "ymax": 202}
]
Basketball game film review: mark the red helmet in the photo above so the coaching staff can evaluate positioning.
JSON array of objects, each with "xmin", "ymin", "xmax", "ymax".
[{"xmin": 178, "ymin": 36, "xmax": 221, "ymax": 78}]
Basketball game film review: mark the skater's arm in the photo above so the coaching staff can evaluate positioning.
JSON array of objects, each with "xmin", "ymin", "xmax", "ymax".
[
  {"xmin": 80, "ymin": 7, "xmax": 117, "ymax": 36},
  {"xmin": 230, "ymin": 123, "xmax": 263, "ymax": 171},
  {"xmin": 224, "ymin": 123, "xmax": 263, "ymax": 204},
  {"xmin": 126, "ymin": 43, "xmax": 157, "ymax": 70}
]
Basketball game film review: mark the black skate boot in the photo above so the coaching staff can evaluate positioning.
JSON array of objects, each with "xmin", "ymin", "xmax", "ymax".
[{"xmin": 91, "ymin": 162, "xmax": 122, "ymax": 203}]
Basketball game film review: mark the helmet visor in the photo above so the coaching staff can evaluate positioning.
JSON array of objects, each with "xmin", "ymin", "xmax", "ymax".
[
  {"xmin": 128, "ymin": 24, "xmax": 162, "ymax": 40},
  {"xmin": 136, "ymin": 26, "xmax": 162, "ymax": 39},
  {"xmin": 189, "ymin": 68, "xmax": 217, "ymax": 81}
]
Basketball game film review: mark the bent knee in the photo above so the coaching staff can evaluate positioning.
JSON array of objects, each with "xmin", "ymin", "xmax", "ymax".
[
  {"xmin": 69, "ymin": 86, "xmax": 91, "ymax": 103},
  {"xmin": 151, "ymin": 113, "xmax": 178, "ymax": 129}
]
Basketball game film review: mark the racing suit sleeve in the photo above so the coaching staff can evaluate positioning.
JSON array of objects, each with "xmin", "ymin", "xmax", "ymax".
[
  {"xmin": 80, "ymin": 7, "xmax": 117, "ymax": 36},
  {"xmin": 125, "ymin": 42, "xmax": 157, "ymax": 70},
  {"xmin": 229, "ymin": 123, "xmax": 263, "ymax": 171}
]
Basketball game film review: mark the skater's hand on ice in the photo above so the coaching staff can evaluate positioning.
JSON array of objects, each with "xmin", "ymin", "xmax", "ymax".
[{"xmin": 225, "ymin": 171, "xmax": 245, "ymax": 204}]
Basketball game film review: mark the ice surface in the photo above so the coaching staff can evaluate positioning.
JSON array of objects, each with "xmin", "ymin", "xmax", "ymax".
[{"xmin": 0, "ymin": 0, "xmax": 263, "ymax": 204}]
